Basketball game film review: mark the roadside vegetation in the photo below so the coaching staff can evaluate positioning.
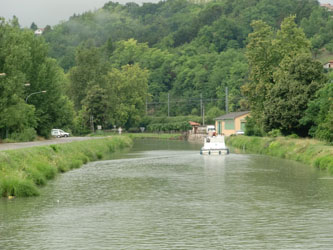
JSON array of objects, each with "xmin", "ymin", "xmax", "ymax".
[
  {"xmin": 226, "ymin": 136, "xmax": 333, "ymax": 174},
  {"xmin": 0, "ymin": 136, "xmax": 132, "ymax": 197},
  {"xmin": 90, "ymin": 131, "xmax": 183, "ymax": 140}
]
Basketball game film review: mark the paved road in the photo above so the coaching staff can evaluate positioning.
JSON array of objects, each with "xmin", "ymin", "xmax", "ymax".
[{"xmin": 0, "ymin": 137, "xmax": 105, "ymax": 151}]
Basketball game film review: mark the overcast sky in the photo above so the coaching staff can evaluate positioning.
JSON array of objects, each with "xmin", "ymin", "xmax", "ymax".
[
  {"xmin": 0, "ymin": 0, "xmax": 332, "ymax": 28},
  {"xmin": 0, "ymin": 0, "xmax": 159, "ymax": 28}
]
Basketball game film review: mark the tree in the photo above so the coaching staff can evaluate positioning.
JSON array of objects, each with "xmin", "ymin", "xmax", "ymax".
[
  {"xmin": 81, "ymin": 85, "xmax": 109, "ymax": 129},
  {"xmin": 302, "ymin": 80, "xmax": 333, "ymax": 142},
  {"xmin": 243, "ymin": 20, "xmax": 276, "ymax": 128},
  {"xmin": 105, "ymin": 64, "xmax": 149, "ymax": 128},
  {"xmin": 0, "ymin": 18, "xmax": 75, "ymax": 139},
  {"xmin": 264, "ymin": 54, "xmax": 325, "ymax": 135},
  {"xmin": 244, "ymin": 16, "xmax": 325, "ymax": 136},
  {"xmin": 68, "ymin": 43, "xmax": 109, "ymax": 110},
  {"xmin": 30, "ymin": 22, "xmax": 38, "ymax": 31}
]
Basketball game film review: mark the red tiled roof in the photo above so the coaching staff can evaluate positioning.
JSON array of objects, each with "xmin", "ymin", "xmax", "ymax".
[{"xmin": 189, "ymin": 121, "xmax": 200, "ymax": 126}]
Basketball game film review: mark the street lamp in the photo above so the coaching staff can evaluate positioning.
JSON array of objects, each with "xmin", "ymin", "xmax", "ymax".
[{"xmin": 25, "ymin": 90, "xmax": 47, "ymax": 103}]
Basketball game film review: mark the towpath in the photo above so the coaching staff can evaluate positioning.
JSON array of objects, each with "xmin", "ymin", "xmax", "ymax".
[{"xmin": 0, "ymin": 137, "xmax": 105, "ymax": 151}]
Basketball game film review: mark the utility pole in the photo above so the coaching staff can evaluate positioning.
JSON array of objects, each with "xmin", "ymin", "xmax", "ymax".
[
  {"xmin": 145, "ymin": 96, "xmax": 148, "ymax": 115},
  {"xmin": 168, "ymin": 92, "xmax": 170, "ymax": 117},
  {"xmin": 202, "ymin": 103, "xmax": 205, "ymax": 126},
  {"xmin": 90, "ymin": 115, "xmax": 94, "ymax": 133},
  {"xmin": 225, "ymin": 87, "xmax": 229, "ymax": 114},
  {"xmin": 200, "ymin": 93, "xmax": 203, "ymax": 118}
]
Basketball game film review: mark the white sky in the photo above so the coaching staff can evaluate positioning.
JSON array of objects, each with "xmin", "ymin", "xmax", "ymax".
[
  {"xmin": 0, "ymin": 0, "xmax": 159, "ymax": 28},
  {"xmin": 0, "ymin": 0, "xmax": 331, "ymax": 28}
]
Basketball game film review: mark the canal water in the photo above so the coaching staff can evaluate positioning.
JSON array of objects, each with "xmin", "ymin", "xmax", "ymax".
[{"xmin": 1, "ymin": 139, "xmax": 333, "ymax": 249}]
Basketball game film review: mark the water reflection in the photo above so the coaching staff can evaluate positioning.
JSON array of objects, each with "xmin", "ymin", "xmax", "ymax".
[{"xmin": 1, "ymin": 139, "xmax": 333, "ymax": 249}]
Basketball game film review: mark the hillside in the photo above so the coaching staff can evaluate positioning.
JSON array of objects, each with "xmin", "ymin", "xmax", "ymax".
[{"xmin": 3, "ymin": 0, "xmax": 333, "ymax": 142}]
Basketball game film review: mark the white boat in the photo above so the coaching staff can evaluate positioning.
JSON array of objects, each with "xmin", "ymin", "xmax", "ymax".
[{"xmin": 200, "ymin": 135, "xmax": 229, "ymax": 155}]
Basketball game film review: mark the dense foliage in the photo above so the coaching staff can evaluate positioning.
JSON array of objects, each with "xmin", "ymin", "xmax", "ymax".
[
  {"xmin": 244, "ymin": 16, "xmax": 326, "ymax": 136},
  {"xmin": 3, "ymin": 0, "xmax": 333, "ymax": 142},
  {"xmin": 0, "ymin": 18, "xmax": 74, "ymax": 140}
]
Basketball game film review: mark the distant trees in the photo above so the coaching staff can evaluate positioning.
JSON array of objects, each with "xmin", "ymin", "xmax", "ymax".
[
  {"xmin": 30, "ymin": 22, "xmax": 38, "ymax": 31},
  {"xmin": 68, "ymin": 41, "xmax": 149, "ymax": 131},
  {"xmin": 4, "ymin": 0, "xmax": 333, "ymax": 142}
]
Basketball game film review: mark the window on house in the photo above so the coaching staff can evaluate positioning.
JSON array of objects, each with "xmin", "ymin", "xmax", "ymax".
[{"xmin": 224, "ymin": 119, "xmax": 234, "ymax": 130}]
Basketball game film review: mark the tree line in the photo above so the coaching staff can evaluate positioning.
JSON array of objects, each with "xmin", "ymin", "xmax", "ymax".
[{"xmin": 2, "ymin": 0, "xmax": 333, "ymax": 142}]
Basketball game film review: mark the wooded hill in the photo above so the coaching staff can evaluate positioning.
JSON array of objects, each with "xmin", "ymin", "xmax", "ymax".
[{"xmin": 2, "ymin": 0, "xmax": 333, "ymax": 142}]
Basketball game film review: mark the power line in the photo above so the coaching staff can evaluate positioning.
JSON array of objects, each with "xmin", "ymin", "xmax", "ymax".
[{"xmin": 147, "ymin": 98, "xmax": 223, "ymax": 105}]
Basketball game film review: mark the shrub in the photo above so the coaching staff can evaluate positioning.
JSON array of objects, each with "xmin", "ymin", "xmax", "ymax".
[
  {"xmin": 268, "ymin": 129, "xmax": 282, "ymax": 137},
  {"xmin": 8, "ymin": 128, "xmax": 37, "ymax": 142},
  {"xmin": 147, "ymin": 121, "xmax": 192, "ymax": 132},
  {"xmin": 245, "ymin": 117, "xmax": 264, "ymax": 136},
  {"xmin": 287, "ymin": 133, "xmax": 299, "ymax": 139}
]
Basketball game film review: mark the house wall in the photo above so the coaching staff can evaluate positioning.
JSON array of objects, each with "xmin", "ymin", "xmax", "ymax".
[
  {"xmin": 234, "ymin": 113, "xmax": 249, "ymax": 132},
  {"xmin": 215, "ymin": 113, "xmax": 250, "ymax": 136}
]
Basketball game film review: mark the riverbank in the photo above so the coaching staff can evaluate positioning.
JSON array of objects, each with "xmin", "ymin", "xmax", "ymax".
[
  {"xmin": 226, "ymin": 136, "xmax": 333, "ymax": 174},
  {"xmin": 0, "ymin": 136, "xmax": 132, "ymax": 197},
  {"xmin": 90, "ymin": 132, "xmax": 183, "ymax": 140}
]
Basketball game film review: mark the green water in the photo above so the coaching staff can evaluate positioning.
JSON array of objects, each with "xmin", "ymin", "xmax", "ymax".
[{"xmin": 1, "ymin": 139, "xmax": 333, "ymax": 249}]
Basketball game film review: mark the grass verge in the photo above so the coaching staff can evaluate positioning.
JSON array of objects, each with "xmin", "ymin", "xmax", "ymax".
[
  {"xmin": 226, "ymin": 136, "xmax": 333, "ymax": 174},
  {"xmin": 0, "ymin": 136, "xmax": 132, "ymax": 197},
  {"xmin": 89, "ymin": 132, "xmax": 183, "ymax": 140}
]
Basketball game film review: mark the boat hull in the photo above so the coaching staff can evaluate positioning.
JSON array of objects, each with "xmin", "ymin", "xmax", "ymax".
[{"xmin": 200, "ymin": 148, "xmax": 229, "ymax": 155}]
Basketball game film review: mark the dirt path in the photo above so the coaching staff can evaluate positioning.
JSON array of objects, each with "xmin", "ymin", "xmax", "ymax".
[{"xmin": 0, "ymin": 137, "xmax": 105, "ymax": 151}]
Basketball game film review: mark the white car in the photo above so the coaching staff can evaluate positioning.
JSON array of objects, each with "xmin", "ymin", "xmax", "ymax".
[
  {"xmin": 206, "ymin": 125, "xmax": 216, "ymax": 133},
  {"xmin": 51, "ymin": 129, "xmax": 70, "ymax": 138}
]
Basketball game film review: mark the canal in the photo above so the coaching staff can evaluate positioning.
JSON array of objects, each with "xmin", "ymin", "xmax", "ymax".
[{"xmin": 1, "ymin": 139, "xmax": 333, "ymax": 249}]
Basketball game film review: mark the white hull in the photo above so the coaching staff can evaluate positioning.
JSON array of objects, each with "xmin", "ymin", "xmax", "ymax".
[
  {"xmin": 200, "ymin": 149, "xmax": 229, "ymax": 155},
  {"xmin": 200, "ymin": 135, "xmax": 229, "ymax": 155}
]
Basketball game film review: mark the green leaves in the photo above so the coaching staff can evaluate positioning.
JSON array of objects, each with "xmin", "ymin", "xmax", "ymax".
[
  {"xmin": 105, "ymin": 64, "xmax": 149, "ymax": 127},
  {"xmin": 0, "ymin": 19, "xmax": 74, "ymax": 139},
  {"xmin": 245, "ymin": 16, "xmax": 325, "ymax": 136}
]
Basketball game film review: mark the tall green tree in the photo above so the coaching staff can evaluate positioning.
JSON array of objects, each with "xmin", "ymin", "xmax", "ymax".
[
  {"xmin": 245, "ymin": 16, "xmax": 325, "ymax": 136},
  {"xmin": 263, "ymin": 54, "xmax": 326, "ymax": 135},
  {"xmin": 0, "ymin": 18, "xmax": 74, "ymax": 139},
  {"xmin": 105, "ymin": 64, "xmax": 149, "ymax": 128},
  {"xmin": 243, "ymin": 20, "xmax": 275, "ymax": 126},
  {"xmin": 68, "ymin": 43, "xmax": 109, "ymax": 110}
]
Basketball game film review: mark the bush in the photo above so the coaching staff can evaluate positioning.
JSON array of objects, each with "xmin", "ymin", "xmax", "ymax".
[
  {"xmin": 127, "ymin": 127, "xmax": 141, "ymax": 133},
  {"xmin": 287, "ymin": 133, "xmax": 299, "ymax": 139},
  {"xmin": 268, "ymin": 129, "xmax": 282, "ymax": 137},
  {"xmin": 245, "ymin": 117, "xmax": 264, "ymax": 136},
  {"xmin": 147, "ymin": 121, "xmax": 192, "ymax": 132},
  {"xmin": 8, "ymin": 128, "xmax": 37, "ymax": 142}
]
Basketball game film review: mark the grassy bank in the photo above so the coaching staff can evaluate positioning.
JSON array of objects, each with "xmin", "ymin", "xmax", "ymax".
[
  {"xmin": 90, "ymin": 132, "xmax": 183, "ymax": 140},
  {"xmin": 226, "ymin": 136, "xmax": 333, "ymax": 174},
  {"xmin": 0, "ymin": 136, "xmax": 132, "ymax": 197},
  {"xmin": 127, "ymin": 133, "xmax": 183, "ymax": 140}
]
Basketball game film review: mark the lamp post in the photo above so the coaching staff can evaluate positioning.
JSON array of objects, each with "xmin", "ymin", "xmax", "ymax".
[{"xmin": 25, "ymin": 90, "xmax": 47, "ymax": 103}]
